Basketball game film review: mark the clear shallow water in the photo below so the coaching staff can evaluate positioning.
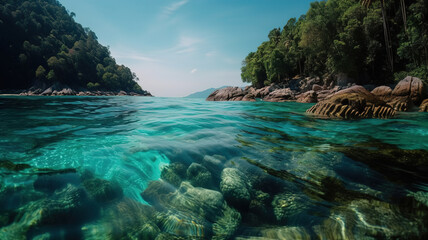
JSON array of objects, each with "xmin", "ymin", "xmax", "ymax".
[{"xmin": 0, "ymin": 96, "xmax": 428, "ymax": 239}]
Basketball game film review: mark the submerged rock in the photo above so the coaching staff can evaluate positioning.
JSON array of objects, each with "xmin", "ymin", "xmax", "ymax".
[
  {"xmin": 272, "ymin": 193, "xmax": 309, "ymax": 222},
  {"xmin": 83, "ymin": 178, "xmax": 123, "ymax": 203},
  {"xmin": 0, "ymin": 184, "xmax": 91, "ymax": 239},
  {"xmin": 220, "ymin": 168, "xmax": 251, "ymax": 210},
  {"xmin": 82, "ymin": 198, "xmax": 159, "ymax": 240},
  {"xmin": 141, "ymin": 181, "xmax": 241, "ymax": 239},
  {"xmin": 161, "ymin": 162, "xmax": 186, "ymax": 187},
  {"xmin": 313, "ymin": 199, "xmax": 427, "ymax": 239},
  {"xmin": 306, "ymin": 85, "xmax": 395, "ymax": 119},
  {"xmin": 186, "ymin": 163, "xmax": 213, "ymax": 189}
]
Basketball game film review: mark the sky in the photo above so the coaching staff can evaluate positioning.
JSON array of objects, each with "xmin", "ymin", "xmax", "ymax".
[{"xmin": 59, "ymin": 0, "xmax": 313, "ymax": 97}]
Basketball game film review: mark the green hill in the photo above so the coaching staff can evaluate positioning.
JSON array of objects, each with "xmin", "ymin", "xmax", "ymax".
[{"xmin": 0, "ymin": 0, "xmax": 147, "ymax": 94}]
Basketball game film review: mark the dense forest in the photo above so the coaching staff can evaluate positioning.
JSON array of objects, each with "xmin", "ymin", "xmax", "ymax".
[
  {"xmin": 241, "ymin": 0, "xmax": 428, "ymax": 88},
  {"xmin": 0, "ymin": 0, "xmax": 144, "ymax": 93}
]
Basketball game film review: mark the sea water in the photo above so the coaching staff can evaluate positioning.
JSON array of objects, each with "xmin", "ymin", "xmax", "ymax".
[{"xmin": 0, "ymin": 96, "xmax": 427, "ymax": 239}]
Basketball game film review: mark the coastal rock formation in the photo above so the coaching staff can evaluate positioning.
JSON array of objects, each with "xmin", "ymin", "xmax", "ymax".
[
  {"xmin": 306, "ymin": 85, "xmax": 396, "ymax": 119},
  {"xmin": 419, "ymin": 99, "xmax": 428, "ymax": 112},
  {"xmin": 186, "ymin": 163, "xmax": 213, "ymax": 189},
  {"xmin": 392, "ymin": 76, "xmax": 425, "ymax": 105},
  {"xmin": 296, "ymin": 90, "xmax": 317, "ymax": 103},
  {"xmin": 263, "ymin": 88, "xmax": 296, "ymax": 102},
  {"xmin": 206, "ymin": 87, "xmax": 250, "ymax": 101},
  {"xmin": 371, "ymin": 77, "xmax": 426, "ymax": 111}
]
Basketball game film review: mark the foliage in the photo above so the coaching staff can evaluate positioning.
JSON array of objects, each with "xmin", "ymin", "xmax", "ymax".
[
  {"xmin": 0, "ymin": 0, "xmax": 143, "ymax": 93},
  {"xmin": 241, "ymin": 0, "xmax": 428, "ymax": 87}
]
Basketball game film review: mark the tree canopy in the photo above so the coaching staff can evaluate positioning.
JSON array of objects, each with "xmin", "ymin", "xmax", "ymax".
[
  {"xmin": 0, "ymin": 0, "xmax": 143, "ymax": 93},
  {"xmin": 241, "ymin": 0, "xmax": 428, "ymax": 88}
]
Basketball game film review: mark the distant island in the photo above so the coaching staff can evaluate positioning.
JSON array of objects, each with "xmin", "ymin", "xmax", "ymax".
[
  {"xmin": 0, "ymin": 0, "xmax": 150, "ymax": 96},
  {"xmin": 185, "ymin": 86, "xmax": 230, "ymax": 98}
]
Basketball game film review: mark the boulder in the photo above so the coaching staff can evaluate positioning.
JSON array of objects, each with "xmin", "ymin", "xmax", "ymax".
[
  {"xmin": 263, "ymin": 88, "xmax": 295, "ymax": 102},
  {"xmin": 141, "ymin": 181, "xmax": 241, "ymax": 239},
  {"xmin": 206, "ymin": 87, "xmax": 246, "ymax": 101},
  {"xmin": 82, "ymin": 198, "xmax": 159, "ymax": 240},
  {"xmin": 160, "ymin": 162, "xmax": 186, "ymax": 187},
  {"xmin": 83, "ymin": 178, "xmax": 123, "ymax": 203},
  {"xmin": 306, "ymin": 85, "xmax": 395, "ymax": 119},
  {"xmin": 392, "ymin": 76, "xmax": 426, "ymax": 105},
  {"xmin": 220, "ymin": 168, "xmax": 251, "ymax": 209},
  {"xmin": 186, "ymin": 163, "xmax": 213, "ymax": 189},
  {"xmin": 312, "ymin": 84, "xmax": 323, "ymax": 92},
  {"xmin": 296, "ymin": 90, "xmax": 317, "ymax": 103},
  {"xmin": 272, "ymin": 193, "xmax": 309, "ymax": 222},
  {"xmin": 420, "ymin": 99, "xmax": 428, "ymax": 112},
  {"xmin": 371, "ymin": 85, "xmax": 392, "ymax": 98},
  {"xmin": 372, "ymin": 85, "xmax": 413, "ymax": 111},
  {"xmin": 313, "ymin": 199, "xmax": 427, "ymax": 239}
]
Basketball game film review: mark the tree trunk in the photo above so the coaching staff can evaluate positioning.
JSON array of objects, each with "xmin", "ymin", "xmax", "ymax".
[{"xmin": 380, "ymin": 0, "xmax": 394, "ymax": 72}]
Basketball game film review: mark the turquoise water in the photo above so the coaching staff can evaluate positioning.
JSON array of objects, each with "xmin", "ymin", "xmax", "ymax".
[{"xmin": 0, "ymin": 96, "xmax": 428, "ymax": 239}]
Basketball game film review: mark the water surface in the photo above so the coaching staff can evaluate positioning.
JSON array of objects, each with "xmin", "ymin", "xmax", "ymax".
[{"xmin": 0, "ymin": 96, "xmax": 427, "ymax": 239}]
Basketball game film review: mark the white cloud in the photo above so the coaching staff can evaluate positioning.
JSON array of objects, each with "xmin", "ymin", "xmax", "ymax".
[
  {"xmin": 163, "ymin": 0, "xmax": 189, "ymax": 17},
  {"xmin": 190, "ymin": 68, "xmax": 197, "ymax": 74},
  {"xmin": 205, "ymin": 51, "xmax": 217, "ymax": 57},
  {"xmin": 163, "ymin": 35, "xmax": 202, "ymax": 55}
]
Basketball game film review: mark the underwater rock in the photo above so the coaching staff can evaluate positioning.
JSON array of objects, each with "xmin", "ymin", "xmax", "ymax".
[
  {"xmin": 212, "ymin": 204, "xmax": 241, "ymax": 240},
  {"xmin": 339, "ymin": 140, "xmax": 428, "ymax": 182},
  {"xmin": 141, "ymin": 180, "xmax": 176, "ymax": 207},
  {"xmin": 161, "ymin": 162, "xmax": 187, "ymax": 187},
  {"xmin": 259, "ymin": 226, "xmax": 311, "ymax": 240},
  {"xmin": 272, "ymin": 193, "xmax": 309, "ymax": 222},
  {"xmin": 34, "ymin": 171, "xmax": 81, "ymax": 193},
  {"xmin": 313, "ymin": 199, "xmax": 427, "ymax": 239},
  {"xmin": 0, "ymin": 184, "xmax": 90, "ymax": 239},
  {"xmin": 82, "ymin": 198, "xmax": 159, "ymax": 240},
  {"xmin": 420, "ymin": 99, "xmax": 428, "ymax": 112},
  {"xmin": 142, "ymin": 181, "xmax": 241, "ymax": 239},
  {"xmin": 306, "ymin": 85, "xmax": 396, "ymax": 119},
  {"xmin": 203, "ymin": 155, "xmax": 226, "ymax": 173},
  {"xmin": 186, "ymin": 163, "xmax": 213, "ymax": 189},
  {"xmin": 83, "ymin": 178, "xmax": 123, "ymax": 203},
  {"xmin": 220, "ymin": 168, "xmax": 251, "ymax": 210},
  {"xmin": 155, "ymin": 211, "xmax": 206, "ymax": 238}
]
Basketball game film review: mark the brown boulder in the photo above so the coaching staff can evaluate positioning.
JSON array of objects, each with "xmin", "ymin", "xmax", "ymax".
[
  {"xmin": 420, "ymin": 99, "xmax": 428, "ymax": 112},
  {"xmin": 306, "ymin": 85, "xmax": 395, "ymax": 119},
  {"xmin": 206, "ymin": 87, "xmax": 246, "ymax": 101},
  {"xmin": 392, "ymin": 76, "xmax": 425, "ymax": 105},
  {"xmin": 371, "ymin": 86, "xmax": 392, "ymax": 98},
  {"xmin": 371, "ymin": 85, "xmax": 413, "ymax": 111},
  {"xmin": 296, "ymin": 90, "xmax": 317, "ymax": 103},
  {"xmin": 263, "ymin": 88, "xmax": 295, "ymax": 102}
]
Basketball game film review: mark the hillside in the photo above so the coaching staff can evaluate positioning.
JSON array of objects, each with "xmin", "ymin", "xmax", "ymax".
[
  {"xmin": 0, "ymin": 0, "xmax": 148, "ymax": 94},
  {"xmin": 241, "ymin": 0, "xmax": 428, "ymax": 88}
]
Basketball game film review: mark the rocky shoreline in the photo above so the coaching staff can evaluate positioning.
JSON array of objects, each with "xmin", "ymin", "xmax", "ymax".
[
  {"xmin": 0, "ymin": 82, "xmax": 152, "ymax": 97},
  {"xmin": 207, "ymin": 76, "xmax": 428, "ymax": 119}
]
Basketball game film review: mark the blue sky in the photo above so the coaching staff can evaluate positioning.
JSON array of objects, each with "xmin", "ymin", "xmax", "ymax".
[{"xmin": 59, "ymin": 0, "xmax": 313, "ymax": 97}]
